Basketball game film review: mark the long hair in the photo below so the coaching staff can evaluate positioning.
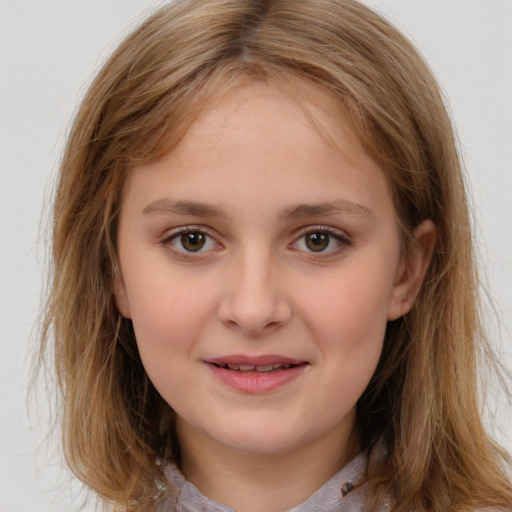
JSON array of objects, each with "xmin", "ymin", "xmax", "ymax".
[{"xmin": 40, "ymin": 0, "xmax": 512, "ymax": 510}]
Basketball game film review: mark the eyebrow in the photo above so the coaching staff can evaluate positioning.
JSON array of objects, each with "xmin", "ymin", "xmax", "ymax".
[
  {"xmin": 141, "ymin": 198, "xmax": 375, "ymax": 220},
  {"xmin": 142, "ymin": 199, "xmax": 224, "ymax": 217},
  {"xmin": 280, "ymin": 200, "xmax": 375, "ymax": 220}
]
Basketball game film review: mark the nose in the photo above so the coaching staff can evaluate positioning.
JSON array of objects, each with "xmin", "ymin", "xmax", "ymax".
[{"xmin": 217, "ymin": 249, "xmax": 292, "ymax": 337}]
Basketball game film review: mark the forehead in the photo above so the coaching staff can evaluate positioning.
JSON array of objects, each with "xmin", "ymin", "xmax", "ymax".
[
  {"xmin": 165, "ymin": 80, "xmax": 371, "ymax": 175},
  {"xmin": 121, "ymin": 79, "xmax": 393, "ymax": 222}
]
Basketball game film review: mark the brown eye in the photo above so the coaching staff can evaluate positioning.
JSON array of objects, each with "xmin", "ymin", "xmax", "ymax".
[
  {"xmin": 292, "ymin": 227, "xmax": 350, "ymax": 255},
  {"xmin": 166, "ymin": 228, "xmax": 221, "ymax": 257},
  {"xmin": 180, "ymin": 232, "xmax": 206, "ymax": 252},
  {"xmin": 166, "ymin": 227, "xmax": 220, "ymax": 256},
  {"xmin": 305, "ymin": 232, "xmax": 330, "ymax": 252}
]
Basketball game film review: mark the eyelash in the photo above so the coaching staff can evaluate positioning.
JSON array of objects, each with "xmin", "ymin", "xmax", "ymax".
[
  {"xmin": 160, "ymin": 225, "xmax": 351, "ymax": 260},
  {"xmin": 291, "ymin": 226, "xmax": 352, "ymax": 258},
  {"xmin": 161, "ymin": 226, "xmax": 222, "ymax": 260}
]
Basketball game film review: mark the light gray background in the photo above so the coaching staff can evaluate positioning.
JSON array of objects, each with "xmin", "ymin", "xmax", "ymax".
[{"xmin": 1, "ymin": 1, "xmax": 511, "ymax": 511}]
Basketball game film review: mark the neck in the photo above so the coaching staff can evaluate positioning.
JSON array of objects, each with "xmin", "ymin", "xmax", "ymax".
[{"xmin": 177, "ymin": 421, "xmax": 359, "ymax": 512}]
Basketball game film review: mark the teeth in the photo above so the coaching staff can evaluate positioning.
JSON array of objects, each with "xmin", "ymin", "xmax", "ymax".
[
  {"xmin": 238, "ymin": 365, "xmax": 256, "ymax": 371},
  {"xmin": 219, "ymin": 363, "xmax": 295, "ymax": 372},
  {"xmin": 227, "ymin": 364, "xmax": 256, "ymax": 371},
  {"xmin": 255, "ymin": 364, "xmax": 274, "ymax": 372}
]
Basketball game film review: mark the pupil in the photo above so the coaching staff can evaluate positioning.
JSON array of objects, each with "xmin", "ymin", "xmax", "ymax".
[
  {"xmin": 306, "ymin": 232, "xmax": 329, "ymax": 252},
  {"xmin": 181, "ymin": 232, "xmax": 205, "ymax": 251}
]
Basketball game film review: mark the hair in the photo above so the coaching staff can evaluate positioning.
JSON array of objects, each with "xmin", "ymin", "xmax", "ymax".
[{"xmin": 40, "ymin": 0, "xmax": 512, "ymax": 510}]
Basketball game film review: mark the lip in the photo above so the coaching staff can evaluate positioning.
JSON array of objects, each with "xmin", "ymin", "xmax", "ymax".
[
  {"xmin": 204, "ymin": 354, "xmax": 309, "ymax": 394},
  {"xmin": 206, "ymin": 354, "xmax": 305, "ymax": 366}
]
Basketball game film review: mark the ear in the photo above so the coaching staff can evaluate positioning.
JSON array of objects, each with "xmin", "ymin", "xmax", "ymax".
[
  {"xmin": 387, "ymin": 220, "xmax": 437, "ymax": 320},
  {"xmin": 113, "ymin": 270, "xmax": 132, "ymax": 319}
]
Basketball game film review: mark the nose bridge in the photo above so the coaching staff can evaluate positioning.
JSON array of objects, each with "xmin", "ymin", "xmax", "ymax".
[{"xmin": 218, "ymin": 243, "xmax": 291, "ymax": 335}]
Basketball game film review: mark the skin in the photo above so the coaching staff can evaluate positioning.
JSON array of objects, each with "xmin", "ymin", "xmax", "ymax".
[{"xmin": 114, "ymin": 81, "xmax": 436, "ymax": 512}]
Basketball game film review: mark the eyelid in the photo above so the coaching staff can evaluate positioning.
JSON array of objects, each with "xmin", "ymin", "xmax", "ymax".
[
  {"xmin": 161, "ymin": 225, "xmax": 223, "ymax": 259},
  {"xmin": 290, "ymin": 225, "xmax": 352, "ymax": 256},
  {"xmin": 159, "ymin": 224, "xmax": 351, "ymax": 261}
]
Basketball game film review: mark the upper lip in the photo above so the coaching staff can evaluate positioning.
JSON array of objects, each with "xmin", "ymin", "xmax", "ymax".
[{"xmin": 205, "ymin": 354, "xmax": 307, "ymax": 366}]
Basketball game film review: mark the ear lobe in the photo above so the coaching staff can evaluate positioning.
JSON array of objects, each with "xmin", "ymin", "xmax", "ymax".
[
  {"xmin": 113, "ymin": 271, "xmax": 132, "ymax": 319},
  {"xmin": 387, "ymin": 220, "xmax": 437, "ymax": 321}
]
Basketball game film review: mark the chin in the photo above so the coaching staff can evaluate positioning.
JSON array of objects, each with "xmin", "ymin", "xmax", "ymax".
[
  {"xmin": 208, "ymin": 418, "xmax": 318, "ymax": 456},
  {"xmin": 222, "ymin": 433, "xmax": 301, "ymax": 455}
]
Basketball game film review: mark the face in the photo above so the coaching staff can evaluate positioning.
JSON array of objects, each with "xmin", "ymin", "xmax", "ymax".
[{"xmin": 115, "ymin": 81, "xmax": 414, "ymax": 460}]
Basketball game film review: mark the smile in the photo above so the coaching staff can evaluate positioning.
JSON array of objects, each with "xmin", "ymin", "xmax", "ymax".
[
  {"xmin": 212, "ymin": 363, "xmax": 297, "ymax": 372},
  {"xmin": 205, "ymin": 355, "xmax": 309, "ymax": 393}
]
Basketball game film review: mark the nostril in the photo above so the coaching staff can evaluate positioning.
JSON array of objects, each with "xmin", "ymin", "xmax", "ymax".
[
  {"xmin": 217, "ymin": 288, "xmax": 292, "ymax": 335},
  {"xmin": 221, "ymin": 318, "xmax": 284, "ymax": 337}
]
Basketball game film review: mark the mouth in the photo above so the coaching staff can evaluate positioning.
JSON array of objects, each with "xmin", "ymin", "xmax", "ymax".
[
  {"xmin": 204, "ymin": 355, "xmax": 309, "ymax": 393},
  {"xmin": 210, "ymin": 362, "xmax": 304, "ymax": 373}
]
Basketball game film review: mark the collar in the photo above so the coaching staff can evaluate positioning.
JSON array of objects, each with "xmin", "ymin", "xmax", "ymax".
[{"xmin": 156, "ymin": 440, "xmax": 389, "ymax": 512}]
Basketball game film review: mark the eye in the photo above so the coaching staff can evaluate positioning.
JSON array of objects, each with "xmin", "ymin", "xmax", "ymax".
[
  {"xmin": 292, "ymin": 227, "xmax": 350, "ymax": 254},
  {"xmin": 303, "ymin": 232, "xmax": 330, "ymax": 252},
  {"xmin": 164, "ymin": 228, "xmax": 220, "ymax": 253}
]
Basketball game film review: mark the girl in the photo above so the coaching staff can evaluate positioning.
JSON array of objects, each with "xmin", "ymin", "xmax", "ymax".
[{"xmin": 40, "ymin": 0, "xmax": 512, "ymax": 510}]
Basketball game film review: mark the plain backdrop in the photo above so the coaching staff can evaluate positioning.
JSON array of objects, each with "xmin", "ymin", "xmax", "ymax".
[{"xmin": 1, "ymin": 1, "xmax": 511, "ymax": 511}]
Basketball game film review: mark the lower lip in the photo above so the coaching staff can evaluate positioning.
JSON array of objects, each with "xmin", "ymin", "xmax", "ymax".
[{"xmin": 206, "ymin": 363, "xmax": 308, "ymax": 393}]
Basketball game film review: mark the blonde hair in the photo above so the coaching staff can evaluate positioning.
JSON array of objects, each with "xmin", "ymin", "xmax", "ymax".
[{"xmin": 40, "ymin": 0, "xmax": 512, "ymax": 510}]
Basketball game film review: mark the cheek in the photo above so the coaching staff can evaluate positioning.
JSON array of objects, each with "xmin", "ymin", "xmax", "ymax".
[
  {"xmin": 306, "ymin": 281, "xmax": 388, "ymax": 414},
  {"xmin": 123, "ymin": 264, "xmax": 214, "ymax": 361},
  {"xmin": 295, "ymin": 261, "xmax": 393, "ymax": 365},
  {"xmin": 127, "ymin": 282, "xmax": 208, "ymax": 405}
]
